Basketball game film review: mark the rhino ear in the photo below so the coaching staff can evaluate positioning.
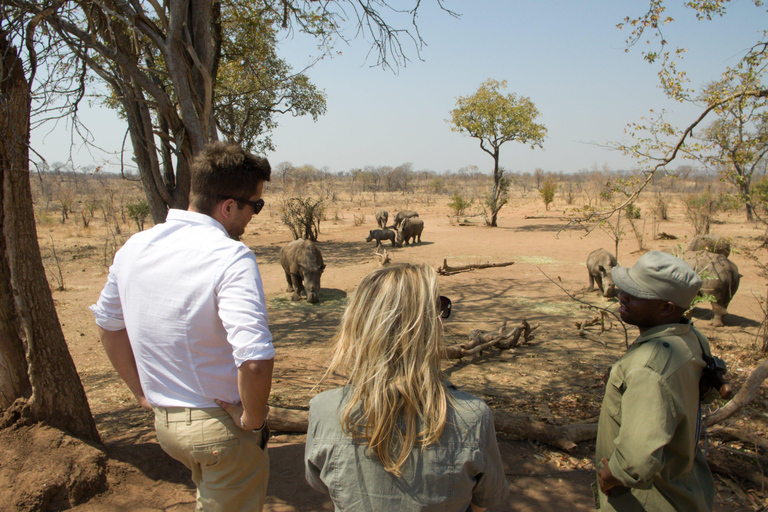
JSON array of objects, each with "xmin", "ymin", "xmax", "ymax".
[{"xmin": 320, "ymin": 264, "xmax": 326, "ymax": 272}]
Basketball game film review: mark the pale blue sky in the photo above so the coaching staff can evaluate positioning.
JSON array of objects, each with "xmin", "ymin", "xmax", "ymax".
[{"xmin": 31, "ymin": 1, "xmax": 767, "ymax": 175}]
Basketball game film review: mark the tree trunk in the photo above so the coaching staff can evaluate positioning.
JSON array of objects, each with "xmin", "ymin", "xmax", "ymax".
[
  {"xmin": 489, "ymin": 150, "xmax": 501, "ymax": 227},
  {"xmin": 0, "ymin": 34, "xmax": 100, "ymax": 442}
]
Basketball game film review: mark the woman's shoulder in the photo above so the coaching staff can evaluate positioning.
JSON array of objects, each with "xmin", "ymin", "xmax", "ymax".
[
  {"xmin": 446, "ymin": 384, "xmax": 492, "ymax": 420},
  {"xmin": 309, "ymin": 386, "xmax": 349, "ymax": 412}
]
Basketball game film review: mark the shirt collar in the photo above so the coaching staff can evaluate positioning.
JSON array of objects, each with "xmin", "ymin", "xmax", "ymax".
[
  {"xmin": 632, "ymin": 318, "xmax": 691, "ymax": 347},
  {"xmin": 166, "ymin": 209, "xmax": 229, "ymax": 237}
]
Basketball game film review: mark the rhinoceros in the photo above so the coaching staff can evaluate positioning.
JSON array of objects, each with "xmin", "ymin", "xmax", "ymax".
[
  {"xmin": 687, "ymin": 235, "xmax": 731, "ymax": 258},
  {"xmin": 366, "ymin": 229, "xmax": 396, "ymax": 247},
  {"xmin": 393, "ymin": 210, "xmax": 419, "ymax": 229},
  {"xmin": 374, "ymin": 209, "xmax": 389, "ymax": 229},
  {"xmin": 682, "ymin": 250, "xmax": 740, "ymax": 327},
  {"xmin": 396, "ymin": 218, "xmax": 424, "ymax": 247},
  {"xmin": 586, "ymin": 248, "xmax": 618, "ymax": 298},
  {"xmin": 279, "ymin": 239, "xmax": 325, "ymax": 303}
]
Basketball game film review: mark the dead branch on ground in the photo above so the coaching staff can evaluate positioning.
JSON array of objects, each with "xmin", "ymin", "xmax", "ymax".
[
  {"xmin": 656, "ymin": 232, "xmax": 678, "ymax": 240},
  {"xmin": 705, "ymin": 358, "xmax": 768, "ymax": 427},
  {"xmin": 374, "ymin": 248, "xmax": 391, "ymax": 266},
  {"xmin": 437, "ymin": 259, "xmax": 514, "ymax": 276},
  {"xmin": 539, "ymin": 267, "xmax": 628, "ymax": 348},
  {"xmin": 445, "ymin": 320, "xmax": 539, "ymax": 359}
]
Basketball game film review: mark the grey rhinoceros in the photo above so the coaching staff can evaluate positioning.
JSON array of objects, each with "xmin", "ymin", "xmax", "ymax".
[
  {"xmin": 586, "ymin": 248, "xmax": 617, "ymax": 298},
  {"xmin": 687, "ymin": 235, "xmax": 731, "ymax": 258},
  {"xmin": 396, "ymin": 218, "xmax": 424, "ymax": 247},
  {"xmin": 374, "ymin": 209, "xmax": 389, "ymax": 229},
  {"xmin": 366, "ymin": 229, "xmax": 396, "ymax": 247},
  {"xmin": 682, "ymin": 250, "xmax": 740, "ymax": 327},
  {"xmin": 393, "ymin": 210, "xmax": 419, "ymax": 229},
  {"xmin": 279, "ymin": 239, "xmax": 325, "ymax": 303}
]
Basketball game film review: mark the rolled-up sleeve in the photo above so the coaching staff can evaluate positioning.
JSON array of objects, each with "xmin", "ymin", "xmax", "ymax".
[
  {"xmin": 90, "ymin": 265, "xmax": 126, "ymax": 331},
  {"xmin": 471, "ymin": 407, "xmax": 509, "ymax": 508},
  {"xmin": 608, "ymin": 367, "xmax": 677, "ymax": 487},
  {"xmin": 304, "ymin": 401, "xmax": 330, "ymax": 494},
  {"xmin": 216, "ymin": 250, "xmax": 274, "ymax": 364}
]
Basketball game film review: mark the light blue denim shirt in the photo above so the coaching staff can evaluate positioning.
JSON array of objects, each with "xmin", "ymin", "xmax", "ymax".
[{"xmin": 305, "ymin": 384, "xmax": 509, "ymax": 512}]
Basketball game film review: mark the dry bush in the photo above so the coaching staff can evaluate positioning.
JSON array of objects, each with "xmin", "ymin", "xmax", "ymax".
[{"xmin": 280, "ymin": 197, "xmax": 325, "ymax": 241}]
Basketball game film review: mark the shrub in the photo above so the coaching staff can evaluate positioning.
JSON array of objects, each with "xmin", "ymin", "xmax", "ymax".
[
  {"xmin": 280, "ymin": 197, "xmax": 325, "ymax": 241},
  {"xmin": 126, "ymin": 200, "xmax": 150, "ymax": 231},
  {"xmin": 539, "ymin": 178, "xmax": 558, "ymax": 210},
  {"xmin": 447, "ymin": 193, "xmax": 472, "ymax": 216}
]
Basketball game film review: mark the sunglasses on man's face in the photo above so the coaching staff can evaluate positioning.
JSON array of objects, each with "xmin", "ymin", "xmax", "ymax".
[
  {"xmin": 219, "ymin": 196, "xmax": 265, "ymax": 215},
  {"xmin": 439, "ymin": 295, "xmax": 452, "ymax": 319}
]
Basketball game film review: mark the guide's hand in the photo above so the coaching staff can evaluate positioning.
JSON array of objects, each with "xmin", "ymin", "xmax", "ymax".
[{"xmin": 598, "ymin": 457, "xmax": 623, "ymax": 496}]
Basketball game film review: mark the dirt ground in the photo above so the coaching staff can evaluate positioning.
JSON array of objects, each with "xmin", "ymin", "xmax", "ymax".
[{"xmin": 5, "ymin": 187, "xmax": 768, "ymax": 511}]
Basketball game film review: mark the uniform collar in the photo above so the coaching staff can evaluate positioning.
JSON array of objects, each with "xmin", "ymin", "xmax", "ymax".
[{"xmin": 632, "ymin": 318, "xmax": 692, "ymax": 347}]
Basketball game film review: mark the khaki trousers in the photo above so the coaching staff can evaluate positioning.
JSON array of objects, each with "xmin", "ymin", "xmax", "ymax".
[{"xmin": 154, "ymin": 406, "xmax": 269, "ymax": 512}]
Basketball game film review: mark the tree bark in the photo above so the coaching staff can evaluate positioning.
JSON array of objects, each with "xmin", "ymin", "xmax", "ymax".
[{"xmin": 0, "ymin": 34, "xmax": 99, "ymax": 442}]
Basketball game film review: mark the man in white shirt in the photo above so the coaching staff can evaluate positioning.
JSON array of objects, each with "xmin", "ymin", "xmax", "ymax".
[{"xmin": 91, "ymin": 142, "xmax": 274, "ymax": 511}]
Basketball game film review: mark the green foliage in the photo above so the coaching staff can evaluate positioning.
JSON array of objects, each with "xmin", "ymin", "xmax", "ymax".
[
  {"xmin": 447, "ymin": 194, "xmax": 473, "ymax": 216},
  {"xmin": 126, "ymin": 200, "xmax": 150, "ymax": 231},
  {"xmin": 625, "ymin": 204, "xmax": 641, "ymax": 219},
  {"xmin": 429, "ymin": 177, "xmax": 446, "ymax": 194},
  {"xmin": 215, "ymin": 5, "xmax": 328, "ymax": 155},
  {"xmin": 280, "ymin": 197, "xmax": 325, "ymax": 241},
  {"xmin": 449, "ymin": 79, "xmax": 546, "ymax": 226},
  {"xmin": 538, "ymin": 178, "xmax": 557, "ymax": 210}
]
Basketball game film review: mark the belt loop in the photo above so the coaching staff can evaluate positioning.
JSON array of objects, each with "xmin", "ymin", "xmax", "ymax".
[
  {"xmin": 154, "ymin": 407, "xmax": 168, "ymax": 426},
  {"xmin": 186, "ymin": 408, "xmax": 192, "ymax": 425}
]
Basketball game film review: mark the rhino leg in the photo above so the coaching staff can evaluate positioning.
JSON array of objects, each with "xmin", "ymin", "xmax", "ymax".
[
  {"xmin": 290, "ymin": 273, "xmax": 304, "ymax": 301},
  {"xmin": 711, "ymin": 303, "xmax": 727, "ymax": 328},
  {"xmin": 284, "ymin": 271, "xmax": 294, "ymax": 293},
  {"xmin": 595, "ymin": 275, "xmax": 604, "ymax": 295},
  {"xmin": 588, "ymin": 272, "xmax": 595, "ymax": 292}
]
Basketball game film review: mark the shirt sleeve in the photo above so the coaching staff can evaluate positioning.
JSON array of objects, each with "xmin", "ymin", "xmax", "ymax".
[
  {"xmin": 89, "ymin": 263, "xmax": 126, "ymax": 331},
  {"xmin": 608, "ymin": 367, "xmax": 678, "ymax": 487},
  {"xmin": 216, "ymin": 249, "xmax": 274, "ymax": 364},
  {"xmin": 471, "ymin": 406, "xmax": 510, "ymax": 508},
  {"xmin": 304, "ymin": 403, "xmax": 330, "ymax": 494}
]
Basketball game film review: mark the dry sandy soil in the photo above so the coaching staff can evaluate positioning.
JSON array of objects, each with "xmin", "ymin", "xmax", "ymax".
[{"xmin": 4, "ymin": 188, "xmax": 768, "ymax": 511}]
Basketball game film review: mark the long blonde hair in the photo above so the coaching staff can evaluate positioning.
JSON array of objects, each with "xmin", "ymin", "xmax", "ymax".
[{"xmin": 324, "ymin": 263, "xmax": 449, "ymax": 476}]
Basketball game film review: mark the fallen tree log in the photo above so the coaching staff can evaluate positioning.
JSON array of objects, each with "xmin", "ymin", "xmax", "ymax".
[
  {"xmin": 709, "ymin": 426, "xmax": 768, "ymax": 451},
  {"xmin": 492, "ymin": 411, "xmax": 597, "ymax": 453},
  {"xmin": 445, "ymin": 320, "xmax": 539, "ymax": 359},
  {"xmin": 437, "ymin": 259, "xmax": 514, "ymax": 276},
  {"xmin": 269, "ymin": 406, "xmax": 309, "ymax": 432}
]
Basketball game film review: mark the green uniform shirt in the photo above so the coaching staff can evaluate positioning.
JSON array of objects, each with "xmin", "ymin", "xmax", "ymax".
[{"xmin": 595, "ymin": 320, "xmax": 715, "ymax": 511}]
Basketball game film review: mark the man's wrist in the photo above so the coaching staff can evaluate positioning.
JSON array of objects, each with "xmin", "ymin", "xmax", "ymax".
[{"xmin": 240, "ymin": 413, "xmax": 266, "ymax": 431}]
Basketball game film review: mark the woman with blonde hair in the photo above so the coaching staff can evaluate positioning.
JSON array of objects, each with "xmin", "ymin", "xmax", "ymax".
[{"xmin": 305, "ymin": 263, "xmax": 508, "ymax": 512}]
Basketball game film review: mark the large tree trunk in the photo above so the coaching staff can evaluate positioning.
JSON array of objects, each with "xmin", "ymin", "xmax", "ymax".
[{"xmin": 0, "ymin": 34, "xmax": 100, "ymax": 442}]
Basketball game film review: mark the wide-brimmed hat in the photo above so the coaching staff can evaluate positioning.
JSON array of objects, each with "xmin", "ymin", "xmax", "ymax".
[{"xmin": 610, "ymin": 251, "xmax": 702, "ymax": 308}]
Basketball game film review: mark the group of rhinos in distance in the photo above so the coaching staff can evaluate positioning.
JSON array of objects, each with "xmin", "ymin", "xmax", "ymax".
[
  {"xmin": 587, "ymin": 235, "xmax": 740, "ymax": 327},
  {"xmin": 275, "ymin": 209, "xmax": 423, "ymax": 304},
  {"xmin": 366, "ymin": 209, "xmax": 424, "ymax": 247}
]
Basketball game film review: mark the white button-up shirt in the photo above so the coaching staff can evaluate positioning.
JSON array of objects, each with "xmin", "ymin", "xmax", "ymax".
[{"xmin": 90, "ymin": 209, "xmax": 274, "ymax": 408}]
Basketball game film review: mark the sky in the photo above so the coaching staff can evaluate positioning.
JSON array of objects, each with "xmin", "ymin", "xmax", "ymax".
[{"xmin": 30, "ymin": 1, "xmax": 768, "ymax": 175}]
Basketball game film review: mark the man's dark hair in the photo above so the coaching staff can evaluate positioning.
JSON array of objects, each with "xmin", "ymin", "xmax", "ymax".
[{"xmin": 190, "ymin": 142, "xmax": 271, "ymax": 215}]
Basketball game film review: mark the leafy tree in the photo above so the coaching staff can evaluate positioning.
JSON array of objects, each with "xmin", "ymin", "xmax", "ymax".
[
  {"xmin": 9, "ymin": 0, "xmax": 447, "ymax": 223},
  {"xmin": 538, "ymin": 177, "xmax": 557, "ymax": 210},
  {"xmin": 215, "ymin": 2, "xmax": 327, "ymax": 154},
  {"xmin": 449, "ymin": 79, "xmax": 546, "ymax": 226},
  {"xmin": 699, "ymin": 76, "xmax": 768, "ymax": 221}
]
